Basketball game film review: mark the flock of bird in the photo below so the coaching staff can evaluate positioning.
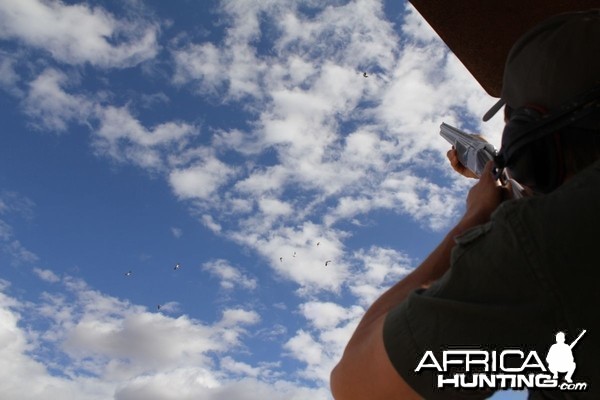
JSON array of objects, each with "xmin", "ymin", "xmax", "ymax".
[
  {"xmin": 124, "ymin": 263, "xmax": 182, "ymax": 311},
  {"xmin": 278, "ymin": 241, "xmax": 332, "ymax": 266},
  {"xmin": 120, "ymin": 70, "xmax": 369, "ymax": 309},
  {"xmin": 119, "ymin": 71, "xmax": 373, "ymax": 301},
  {"xmin": 123, "ymin": 242, "xmax": 333, "ymax": 310},
  {"xmin": 124, "ymin": 262, "xmax": 181, "ymax": 278}
]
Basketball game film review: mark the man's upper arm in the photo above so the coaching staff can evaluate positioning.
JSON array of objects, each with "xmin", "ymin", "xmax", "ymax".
[{"xmin": 330, "ymin": 314, "xmax": 422, "ymax": 400}]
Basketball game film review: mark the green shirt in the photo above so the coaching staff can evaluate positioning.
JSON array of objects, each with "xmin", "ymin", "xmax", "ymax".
[{"xmin": 383, "ymin": 160, "xmax": 600, "ymax": 399}]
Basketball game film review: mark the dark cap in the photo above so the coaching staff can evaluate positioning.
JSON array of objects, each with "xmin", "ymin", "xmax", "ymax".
[{"xmin": 483, "ymin": 10, "xmax": 600, "ymax": 121}]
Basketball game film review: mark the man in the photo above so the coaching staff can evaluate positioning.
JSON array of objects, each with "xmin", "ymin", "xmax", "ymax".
[
  {"xmin": 546, "ymin": 332, "xmax": 578, "ymax": 384},
  {"xmin": 331, "ymin": 10, "xmax": 600, "ymax": 400}
]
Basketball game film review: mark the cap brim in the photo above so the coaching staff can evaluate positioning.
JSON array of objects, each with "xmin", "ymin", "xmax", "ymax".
[{"xmin": 482, "ymin": 99, "xmax": 505, "ymax": 121}]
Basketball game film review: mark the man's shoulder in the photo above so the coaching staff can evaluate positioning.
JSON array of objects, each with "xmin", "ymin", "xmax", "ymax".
[
  {"xmin": 450, "ymin": 160, "xmax": 600, "ymax": 284},
  {"xmin": 493, "ymin": 159, "xmax": 600, "ymax": 226}
]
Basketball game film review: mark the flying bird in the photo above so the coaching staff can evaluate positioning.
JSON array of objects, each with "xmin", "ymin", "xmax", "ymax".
[
  {"xmin": 363, "ymin": 72, "xmax": 369, "ymax": 78},
  {"xmin": 325, "ymin": 260, "xmax": 332, "ymax": 266},
  {"xmin": 124, "ymin": 270, "xmax": 133, "ymax": 277},
  {"xmin": 174, "ymin": 263, "xmax": 181, "ymax": 270},
  {"xmin": 157, "ymin": 304, "xmax": 162, "ymax": 311},
  {"xmin": 316, "ymin": 242, "xmax": 320, "ymax": 246},
  {"xmin": 280, "ymin": 257, "xmax": 283, "ymax": 262},
  {"xmin": 293, "ymin": 252, "xmax": 296, "ymax": 258}
]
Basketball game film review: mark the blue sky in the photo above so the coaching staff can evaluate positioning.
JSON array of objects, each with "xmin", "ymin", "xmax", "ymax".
[{"xmin": 0, "ymin": 1, "xmax": 527, "ymax": 399}]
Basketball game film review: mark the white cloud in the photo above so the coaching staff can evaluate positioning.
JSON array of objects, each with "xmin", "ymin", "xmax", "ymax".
[
  {"xmin": 0, "ymin": 51, "xmax": 22, "ymax": 96},
  {"xmin": 0, "ymin": 192, "xmax": 38, "ymax": 265},
  {"xmin": 170, "ymin": 227, "xmax": 183, "ymax": 238},
  {"xmin": 201, "ymin": 215, "xmax": 222, "ymax": 234},
  {"xmin": 171, "ymin": 1, "xmax": 270, "ymax": 101},
  {"xmin": 0, "ymin": 287, "xmax": 114, "ymax": 400},
  {"xmin": 96, "ymin": 106, "xmax": 194, "ymax": 148},
  {"xmin": 0, "ymin": 0, "xmax": 158, "ymax": 67},
  {"xmin": 114, "ymin": 367, "xmax": 221, "ymax": 400},
  {"xmin": 284, "ymin": 247, "xmax": 412, "ymax": 382},
  {"xmin": 300, "ymin": 301, "xmax": 363, "ymax": 331},
  {"xmin": 21, "ymin": 68, "xmax": 198, "ymax": 170},
  {"xmin": 64, "ymin": 312, "xmax": 220, "ymax": 370},
  {"xmin": 219, "ymin": 308, "xmax": 260, "ymax": 328},
  {"xmin": 23, "ymin": 68, "xmax": 93, "ymax": 132},
  {"xmin": 94, "ymin": 105, "xmax": 197, "ymax": 170},
  {"xmin": 377, "ymin": 172, "xmax": 464, "ymax": 230},
  {"xmin": 0, "ymin": 275, "xmax": 334, "ymax": 400},
  {"xmin": 233, "ymin": 165, "xmax": 289, "ymax": 196},
  {"xmin": 258, "ymin": 197, "xmax": 293, "ymax": 218},
  {"xmin": 49, "ymin": 279, "xmax": 248, "ymax": 376},
  {"xmin": 284, "ymin": 327, "xmax": 343, "ymax": 383},
  {"xmin": 169, "ymin": 155, "xmax": 236, "ymax": 200},
  {"xmin": 255, "ymin": 323, "xmax": 288, "ymax": 342},
  {"xmin": 273, "ymin": 0, "xmax": 398, "ymax": 71},
  {"xmin": 229, "ymin": 222, "xmax": 349, "ymax": 293},
  {"xmin": 33, "ymin": 268, "xmax": 60, "ymax": 283},
  {"xmin": 2, "ymin": 240, "xmax": 39, "ymax": 265},
  {"xmin": 0, "ymin": 191, "xmax": 35, "ymax": 219},
  {"xmin": 220, "ymin": 356, "xmax": 262, "ymax": 378},
  {"xmin": 285, "ymin": 330, "xmax": 323, "ymax": 366},
  {"xmin": 172, "ymin": 43, "xmax": 228, "ymax": 96},
  {"xmin": 156, "ymin": 301, "xmax": 180, "ymax": 314},
  {"xmin": 202, "ymin": 259, "xmax": 257, "ymax": 291},
  {"xmin": 0, "ymin": 219, "xmax": 12, "ymax": 241},
  {"xmin": 349, "ymin": 246, "xmax": 412, "ymax": 306},
  {"xmin": 400, "ymin": 3, "xmax": 441, "ymax": 44},
  {"xmin": 3, "ymin": 277, "xmax": 277, "ymax": 396},
  {"xmin": 115, "ymin": 375, "xmax": 330, "ymax": 400}
]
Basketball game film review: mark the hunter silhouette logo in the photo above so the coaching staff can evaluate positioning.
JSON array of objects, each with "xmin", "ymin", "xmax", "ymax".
[
  {"xmin": 546, "ymin": 330, "xmax": 586, "ymax": 383},
  {"xmin": 415, "ymin": 330, "xmax": 589, "ymax": 392}
]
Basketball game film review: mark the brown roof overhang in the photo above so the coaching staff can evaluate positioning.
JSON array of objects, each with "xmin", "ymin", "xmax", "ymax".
[{"xmin": 408, "ymin": 0, "xmax": 600, "ymax": 97}]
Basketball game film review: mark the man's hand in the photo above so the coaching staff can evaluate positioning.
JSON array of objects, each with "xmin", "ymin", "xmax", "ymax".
[
  {"xmin": 447, "ymin": 147, "xmax": 478, "ymax": 179},
  {"xmin": 459, "ymin": 161, "xmax": 508, "ymax": 229}
]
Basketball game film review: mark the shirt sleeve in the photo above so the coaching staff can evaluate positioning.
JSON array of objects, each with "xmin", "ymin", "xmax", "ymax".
[{"xmin": 382, "ymin": 209, "xmax": 560, "ymax": 399}]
